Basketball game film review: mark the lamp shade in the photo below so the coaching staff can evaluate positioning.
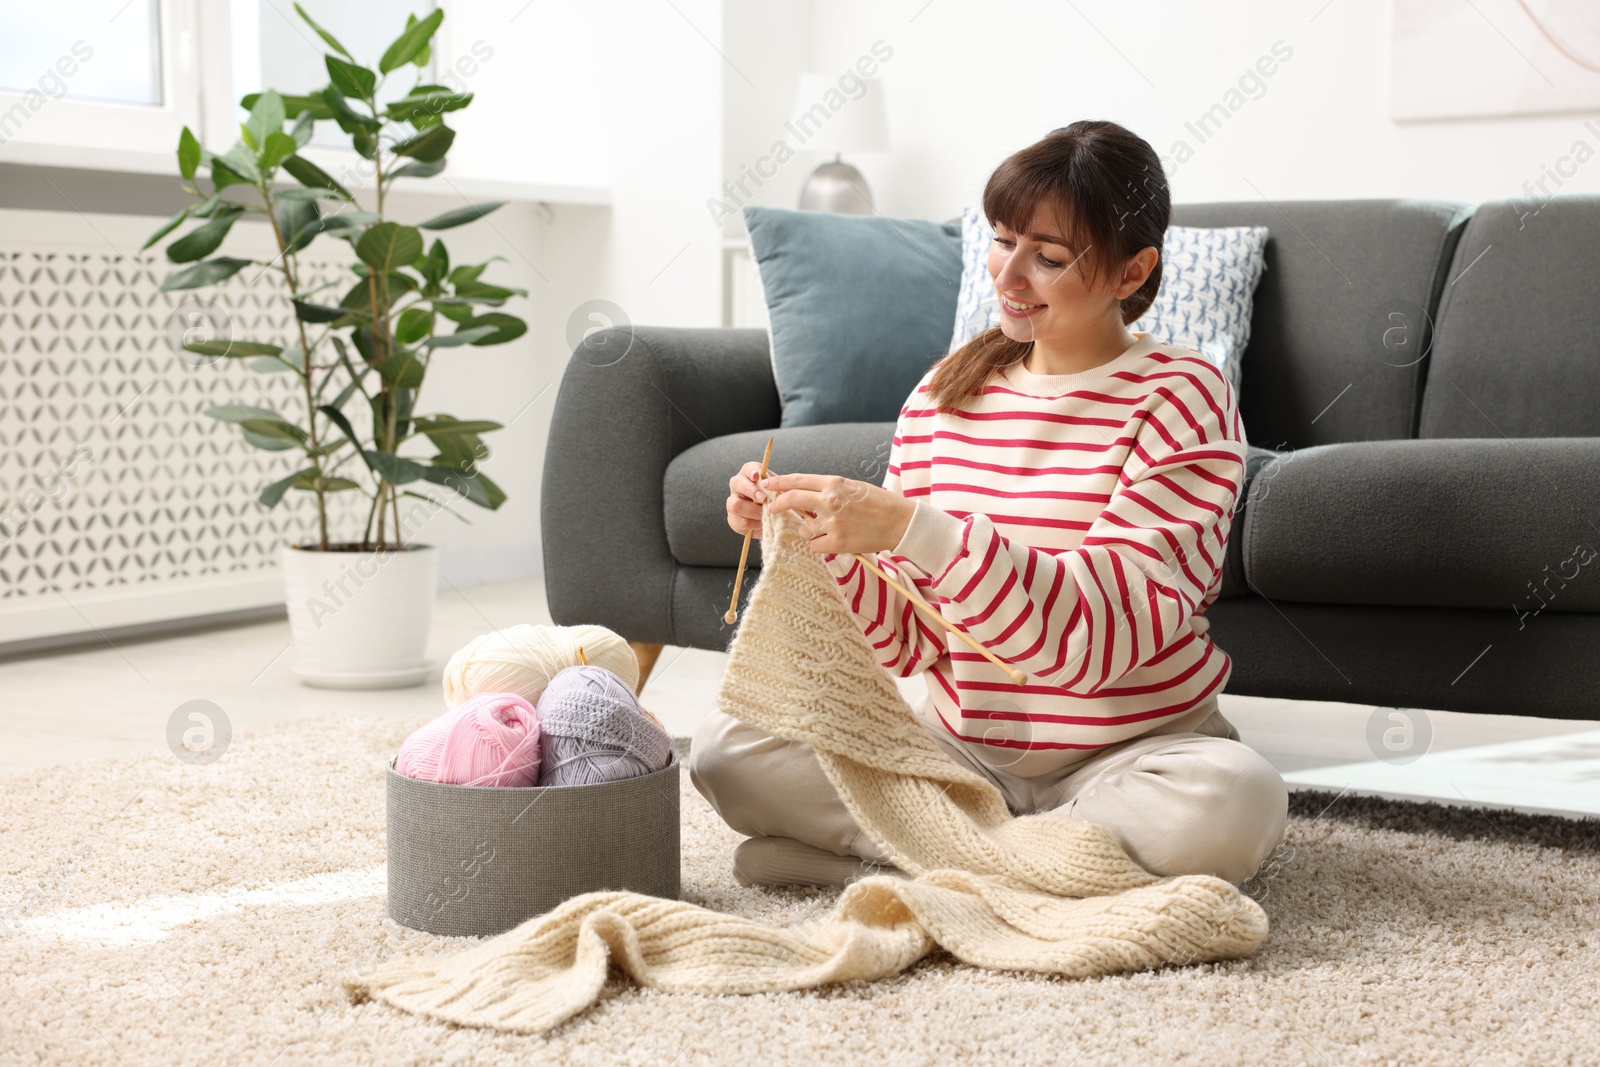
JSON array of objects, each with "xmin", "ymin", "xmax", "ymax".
[{"xmin": 788, "ymin": 73, "xmax": 889, "ymax": 156}]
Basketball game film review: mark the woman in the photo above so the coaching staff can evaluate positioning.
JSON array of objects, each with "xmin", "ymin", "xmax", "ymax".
[{"xmin": 692, "ymin": 120, "xmax": 1288, "ymax": 889}]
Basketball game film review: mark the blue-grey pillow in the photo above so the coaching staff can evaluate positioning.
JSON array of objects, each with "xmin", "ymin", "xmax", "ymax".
[{"xmin": 744, "ymin": 205, "xmax": 962, "ymax": 427}]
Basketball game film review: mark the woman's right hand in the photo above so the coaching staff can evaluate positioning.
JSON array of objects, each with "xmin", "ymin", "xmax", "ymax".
[{"xmin": 726, "ymin": 460, "xmax": 768, "ymax": 538}]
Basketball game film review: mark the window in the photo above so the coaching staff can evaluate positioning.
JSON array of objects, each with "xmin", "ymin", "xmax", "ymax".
[
  {"xmin": 229, "ymin": 0, "xmax": 438, "ymax": 151},
  {"xmin": 0, "ymin": 0, "xmax": 200, "ymax": 163}
]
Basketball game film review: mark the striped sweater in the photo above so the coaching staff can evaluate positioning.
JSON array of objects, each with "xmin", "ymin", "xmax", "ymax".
[{"xmin": 819, "ymin": 333, "xmax": 1248, "ymax": 779}]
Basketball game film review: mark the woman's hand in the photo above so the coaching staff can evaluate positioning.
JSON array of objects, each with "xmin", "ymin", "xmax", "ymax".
[
  {"xmin": 725, "ymin": 461, "xmax": 769, "ymax": 538},
  {"xmin": 761, "ymin": 471, "xmax": 916, "ymax": 555},
  {"xmin": 727, "ymin": 462, "xmax": 916, "ymax": 554}
]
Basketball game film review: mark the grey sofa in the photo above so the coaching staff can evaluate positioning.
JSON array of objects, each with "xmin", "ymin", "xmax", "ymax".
[{"xmin": 541, "ymin": 195, "xmax": 1600, "ymax": 720}]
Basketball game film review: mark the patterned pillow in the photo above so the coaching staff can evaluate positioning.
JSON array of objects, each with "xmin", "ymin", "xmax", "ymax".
[{"xmin": 947, "ymin": 206, "xmax": 1269, "ymax": 390}]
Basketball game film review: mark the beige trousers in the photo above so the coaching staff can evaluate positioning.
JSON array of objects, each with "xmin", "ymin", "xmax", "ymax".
[{"xmin": 689, "ymin": 694, "xmax": 1289, "ymax": 886}]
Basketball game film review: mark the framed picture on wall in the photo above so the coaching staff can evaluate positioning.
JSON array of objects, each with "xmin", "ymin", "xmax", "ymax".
[{"xmin": 1391, "ymin": 0, "xmax": 1600, "ymax": 120}]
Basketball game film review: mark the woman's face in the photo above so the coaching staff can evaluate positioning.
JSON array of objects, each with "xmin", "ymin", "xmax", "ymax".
[{"xmin": 987, "ymin": 205, "xmax": 1121, "ymax": 345}]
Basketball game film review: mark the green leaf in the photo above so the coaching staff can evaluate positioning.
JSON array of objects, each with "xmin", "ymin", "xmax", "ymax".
[
  {"xmin": 421, "ymin": 464, "xmax": 505, "ymax": 509},
  {"xmin": 325, "ymin": 54, "xmax": 376, "ymax": 100},
  {"xmin": 293, "ymin": 2, "xmax": 354, "ymax": 59},
  {"xmin": 320, "ymin": 85, "xmax": 382, "ymax": 132},
  {"xmin": 208, "ymin": 403, "xmax": 283, "ymax": 423},
  {"xmin": 274, "ymin": 187, "xmax": 345, "ymax": 202},
  {"xmin": 351, "ymin": 126, "xmax": 378, "ymax": 161},
  {"xmin": 205, "ymin": 156, "xmax": 251, "ymax": 192},
  {"xmin": 290, "ymin": 109, "xmax": 315, "ymax": 149},
  {"xmin": 218, "ymin": 142, "xmax": 262, "ymax": 185},
  {"xmin": 240, "ymin": 417, "xmax": 308, "ymax": 445},
  {"xmin": 317, "ymin": 404, "xmax": 375, "ymax": 471},
  {"xmin": 391, "ymin": 124, "xmax": 454, "ymax": 163},
  {"xmin": 320, "ymin": 210, "xmax": 380, "ymax": 233},
  {"xmin": 160, "ymin": 257, "xmax": 253, "ymax": 292},
  {"xmin": 249, "ymin": 356, "xmax": 295, "ymax": 374},
  {"xmin": 379, "ymin": 8, "xmax": 444, "ymax": 73},
  {"xmin": 387, "ymin": 159, "xmax": 445, "ymax": 182},
  {"xmin": 413, "ymin": 415, "xmax": 503, "ymax": 436},
  {"xmin": 365, "ymin": 450, "xmax": 429, "ymax": 484},
  {"xmin": 355, "ymin": 222, "xmax": 424, "ymax": 274},
  {"xmin": 293, "ymin": 299, "xmax": 350, "ymax": 323},
  {"xmin": 190, "ymin": 192, "xmax": 224, "ymax": 217},
  {"xmin": 241, "ymin": 428, "xmax": 297, "ymax": 452},
  {"xmin": 187, "ymin": 340, "xmax": 282, "ymax": 358},
  {"xmin": 425, "ymin": 325, "xmax": 497, "ymax": 348},
  {"xmin": 377, "ymin": 349, "xmax": 425, "ymax": 389},
  {"xmin": 435, "ymin": 301, "xmax": 474, "ymax": 324},
  {"xmin": 384, "ymin": 91, "xmax": 473, "ymax": 125},
  {"xmin": 141, "ymin": 206, "xmax": 190, "ymax": 251},
  {"xmin": 261, "ymin": 130, "xmax": 299, "ymax": 171},
  {"xmin": 418, "ymin": 238, "xmax": 448, "ymax": 286},
  {"xmin": 459, "ymin": 312, "xmax": 527, "ymax": 346},
  {"xmin": 260, "ymin": 467, "xmax": 314, "ymax": 507},
  {"xmin": 395, "ymin": 306, "xmax": 434, "ymax": 345},
  {"xmin": 246, "ymin": 89, "xmax": 285, "ymax": 150},
  {"xmin": 281, "ymin": 154, "xmax": 353, "ymax": 200},
  {"xmin": 244, "ymin": 91, "xmax": 334, "ymax": 121},
  {"xmin": 167, "ymin": 208, "xmax": 244, "ymax": 264},
  {"xmin": 447, "ymin": 262, "xmax": 488, "ymax": 287},
  {"xmin": 177, "ymin": 127, "xmax": 201, "ymax": 181},
  {"xmin": 417, "ymin": 201, "xmax": 505, "ymax": 230},
  {"xmin": 275, "ymin": 197, "xmax": 322, "ymax": 254},
  {"xmin": 452, "ymin": 280, "xmax": 523, "ymax": 304}
]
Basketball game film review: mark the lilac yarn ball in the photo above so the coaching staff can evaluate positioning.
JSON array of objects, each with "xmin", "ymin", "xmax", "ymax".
[{"xmin": 533, "ymin": 666, "xmax": 673, "ymax": 786}]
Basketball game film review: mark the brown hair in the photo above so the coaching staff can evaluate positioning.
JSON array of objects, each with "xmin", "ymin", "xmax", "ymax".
[{"xmin": 925, "ymin": 120, "xmax": 1170, "ymax": 413}]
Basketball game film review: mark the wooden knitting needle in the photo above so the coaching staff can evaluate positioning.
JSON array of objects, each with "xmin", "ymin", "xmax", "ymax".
[
  {"xmin": 727, "ymin": 458, "xmax": 1028, "ymax": 685},
  {"xmin": 724, "ymin": 435, "xmax": 774, "ymax": 624}
]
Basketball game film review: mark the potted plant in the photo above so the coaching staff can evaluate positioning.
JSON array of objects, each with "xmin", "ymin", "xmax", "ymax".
[{"xmin": 143, "ymin": 5, "xmax": 525, "ymax": 689}]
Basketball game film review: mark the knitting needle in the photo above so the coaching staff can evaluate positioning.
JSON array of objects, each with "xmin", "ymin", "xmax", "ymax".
[
  {"xmin": 724, "ymin": 435, "xmax": 774, "ymax": 624},
  {"xmin": 736, "ymin": 461, "xmax": 1028, "ymax": 685}
]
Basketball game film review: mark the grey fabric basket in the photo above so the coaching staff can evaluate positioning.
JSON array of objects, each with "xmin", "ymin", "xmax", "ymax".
[{"xmin": 386, "ymin": 752, "xmax": 681, "ymax": 937}]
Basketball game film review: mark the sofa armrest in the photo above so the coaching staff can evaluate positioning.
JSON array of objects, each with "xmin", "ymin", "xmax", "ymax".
[{"xmin": 541, "ymin": 326, "xmax": 779, "ymax": 644}]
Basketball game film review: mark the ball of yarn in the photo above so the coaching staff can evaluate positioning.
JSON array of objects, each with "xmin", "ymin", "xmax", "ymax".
[
  {"xmin": 396, "ymin": 692, "xmax": 542, "ymax": 787},
  {"xmin": 534, "ymin": 665, "xmax": 674, "ymax": 786},
  {"xmin": 441, "ymin": 623, "xmax": 639, "ymax": 710}
]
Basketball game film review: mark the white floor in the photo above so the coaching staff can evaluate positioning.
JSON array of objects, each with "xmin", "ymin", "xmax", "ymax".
[{"xmin": 4, "ymin": 574, "xmax": 1598, "ymax": 819}]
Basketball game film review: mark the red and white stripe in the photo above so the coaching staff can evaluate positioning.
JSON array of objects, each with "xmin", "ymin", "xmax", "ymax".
[{"xmin": 820, "ymin": 337, "xmax": 1248, "ymax": 778}]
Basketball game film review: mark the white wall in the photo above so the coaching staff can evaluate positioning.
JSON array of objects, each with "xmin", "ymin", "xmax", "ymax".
[
  {"xmin": 795, "ymin": 0, "xmax": 1600, "ymax": 220},
  {"xmin": 429, "ymin": 0, "xmax": 727, "ymax": 584}
]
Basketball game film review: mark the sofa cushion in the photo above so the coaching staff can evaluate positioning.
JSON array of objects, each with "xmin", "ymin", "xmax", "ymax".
[
  {"xmin": 1419, "ymin": 193, "xmax": 1600, "ymax": 439},
  {"xmin": 1171, "ymin": 199, "xmax": 1471, "ymax": 448},
  {"xmin": 1242, "ymin": 438, "xmax": 1600, "ymax": 614},
  {"xmin": 664, "ymin": 423, "xmax": 896, "ymax": 568},
  {"xmin": 743, "ymin": 205, "xmax": 960, "ymax": 428}
]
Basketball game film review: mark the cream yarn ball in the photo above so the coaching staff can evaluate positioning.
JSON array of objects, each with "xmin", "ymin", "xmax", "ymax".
[{"xmin": 441, "ymin": 623, "xmax": 640, "ymax": 709}]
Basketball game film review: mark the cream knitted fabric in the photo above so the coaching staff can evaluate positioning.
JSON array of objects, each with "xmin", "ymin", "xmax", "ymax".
[{"xmin": 344, "ymin": 506, "xmax": 1270, "ymax": 1034}]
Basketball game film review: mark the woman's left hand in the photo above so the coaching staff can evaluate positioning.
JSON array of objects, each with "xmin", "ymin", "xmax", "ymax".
[{"xmin": 758, "ymin": 473, "xmax": 917, "ymax": 555}]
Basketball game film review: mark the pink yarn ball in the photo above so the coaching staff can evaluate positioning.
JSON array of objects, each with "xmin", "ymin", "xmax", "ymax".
[{"xmin": 395, "ymin": 692, "xmax": 542, "ymax": 787}]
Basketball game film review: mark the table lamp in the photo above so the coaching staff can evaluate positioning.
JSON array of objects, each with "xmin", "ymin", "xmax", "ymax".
[{"xmin": 789, "ymin": 73, "xmax": 889, "ymax": 214}]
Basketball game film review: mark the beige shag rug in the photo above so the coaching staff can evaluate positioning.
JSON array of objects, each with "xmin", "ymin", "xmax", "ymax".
[{"xmin": 3, "ymin": 713, "xmax": 1597, "ymax": 1066}]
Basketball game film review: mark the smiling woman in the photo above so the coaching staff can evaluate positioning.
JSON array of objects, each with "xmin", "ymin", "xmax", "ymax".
[{"xmin": 698, "ymin": 121, "xmax": 1284, "ymax": 892}]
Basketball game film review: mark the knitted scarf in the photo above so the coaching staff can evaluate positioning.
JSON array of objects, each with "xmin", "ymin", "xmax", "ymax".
[{"xmin": 344, "ymin": 505, "xmax": 1269, "ymax": 1034}]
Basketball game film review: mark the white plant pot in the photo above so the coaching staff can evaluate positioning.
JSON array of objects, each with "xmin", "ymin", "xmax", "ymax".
[{"xmin": 280, "ymin": 542, "xmax": 439, "ymax": 689}]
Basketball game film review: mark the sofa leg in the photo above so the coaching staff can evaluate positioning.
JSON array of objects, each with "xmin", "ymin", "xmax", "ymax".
[{"xmin": 629, "ymin": 641, "xmax": 665, "ymax": 693}]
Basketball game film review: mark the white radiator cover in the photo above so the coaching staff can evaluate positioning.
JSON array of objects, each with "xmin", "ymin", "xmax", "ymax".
[{"xmin": 0, "ymin": 211, "xmax": 379, "ymax": 649}]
